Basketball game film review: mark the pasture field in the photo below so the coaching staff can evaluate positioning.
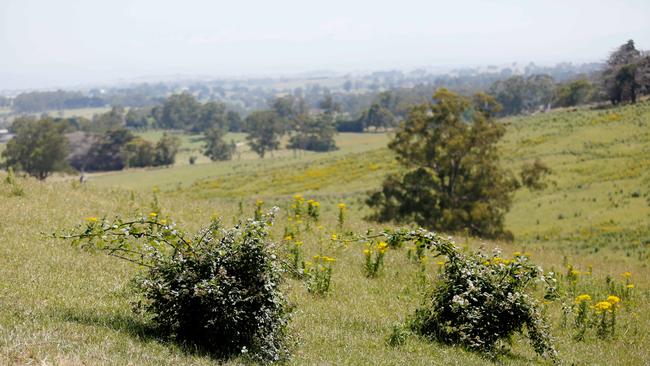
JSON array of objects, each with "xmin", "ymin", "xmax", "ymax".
[
  {"xmin": 1, "ymin": 107, "xmax": 112, "ymax": 122},
  {"xmin": 1, "ymin": 102, "xmax": 649, "ymax": 365},
  {"xmin": 55, "ymin": 107, "xmax": 111, "ymax": 119},
  {"xmin": 91, "ymin": 132, "xmax": 390, "ymax": 189}
]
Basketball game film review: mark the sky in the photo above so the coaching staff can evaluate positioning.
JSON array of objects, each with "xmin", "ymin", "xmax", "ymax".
[{"xmin": 1, "ymin": 0, "xmax": 649, "ymax": 90}]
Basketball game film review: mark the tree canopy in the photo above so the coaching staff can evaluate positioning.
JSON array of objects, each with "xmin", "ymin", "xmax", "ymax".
[
  {"xmin": 367, "ymin": 89, "xmax": 519, "ymax": 238},
  {"xmin": 601, "ymin": 40, "xmax": 650, "ymax": 105},
  {"xmin": 287, "ymin": 113, "xmax": 338, "ymax": 152},
  {"xmin": 203, "ymin": 127, "xmax": 235, "ymax": 161},
  {"xmin": 159, "ymin": 93, "xmax": 201, "ymax": 130},
  {"xmin": 2, "ymin": 117, "xmax": 69, "ymax": 180},
  {"xmin": 245, "ymin": 111, "xmax": 284, "ymax": 158}
]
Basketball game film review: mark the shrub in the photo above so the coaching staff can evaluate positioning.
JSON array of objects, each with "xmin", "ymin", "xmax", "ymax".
[
  {"xmin": 59, "ymin": 208, "xmax": 291, "ymax": 362},
  {"xmin": 381, "ymin": 228, "xmax": 557, "ymax": 360},
  {"xmin": 123, "ymin": 137, "xmax": 155, "ymax": 168},
  {"xmin": 154, "ymin": 132, "xmax": 181, "ymax": 166}
]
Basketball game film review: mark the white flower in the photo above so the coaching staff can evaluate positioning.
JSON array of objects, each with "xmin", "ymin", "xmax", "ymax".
[{"xmin": 452, "ymin": 294, "xmax": 469, "ymax": 308}]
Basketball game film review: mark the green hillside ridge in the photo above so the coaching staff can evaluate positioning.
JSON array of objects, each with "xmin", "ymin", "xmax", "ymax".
[
  {"xmin": 90, "ymin": 101, "xmax": 650, "ymax": 244},
  {"xmin": 1, "ymin": 101, "xmax": 649, "ymax": 365}
]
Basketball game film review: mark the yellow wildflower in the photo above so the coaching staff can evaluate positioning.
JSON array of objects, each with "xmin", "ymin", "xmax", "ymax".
[
  {"xmin": 284, "ymin": 235, "xmax": 293, "ymax": 241},
  {"xmin": 160, "ymin": 219, "xmax": 167, "ymax": 225},
  {"xmin": 622, "ymin": 271, "xmax": 632, "ymax": 278},
  {"xmin": 312, "ymin": 201, "xmax": 320, "ymax": 207},
  {"xmin": 627, "ymin": 284, "xmax": 635, "ymax": 289},
  {"xmin": 570, "ymin": 270, "xmax": 580, "ymax": 276},
  {"xmin": 84, "ymin": 217, "xmax": 98, "ymax": 222},
  {"xmin": 331, "ymin": 234, "xmax": 337, "ymax": 241},
  {"xmin": 294, "ymin": 194, "xmax": 304, "ymax": 201},
  {"xmin": 363, "ymin": 249, "xmax": 371, "ymax": 256},
  {"xmin": 313, "ymin": 255, "xmax": 320, "ymax": 260},
  {"xmin": 323, "ymin": 256, "xmax": 336, "ymax": 262},
  {"xmin": 338, "ymin": 203, "xmax": 346, "ymax": 209},
  {"xmin": 148, "ymin": 212, "xmax": 158, "ymax": 217},
  {"xmin": 377, "ymin": 241, "xmax": 389, "ymax": 254},
  {"xmin": 256, "ymin": 199, "xmax": 264, "ymax": 205},
  {"xmin": 606, "ymin": 295, "xmax": 621, "ymax": 305},
  {"xmin": 594, "ymin": 301, "xmax": 612, "ymax": 312},
  {"xmin": 575, "ymin": 294, "xmax": 592, "ymax": 303},
  {"xmin": 295, "ymin": 241, "xmax": 303, "ymax": 247},
  {"xmin": 513, "ymin": 251, "xmax": 521, "ymax": 257},
  {"xmin": 317, "ymin": 225, "xmax": 324, "ymax": 230},
  {"xmin": 437, "ymin": 261, "xmax": 445, "ymax": 266}
]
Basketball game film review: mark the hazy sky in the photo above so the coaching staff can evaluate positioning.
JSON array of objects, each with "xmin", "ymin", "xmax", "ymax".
[{"xmin": 1, "ymin": 0, "xmax": 649, "ymax": 90}]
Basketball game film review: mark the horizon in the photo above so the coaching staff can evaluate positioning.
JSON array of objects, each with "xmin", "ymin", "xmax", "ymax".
[{"xmin": 1, "ymin": 0, "xmax": 649, "ymax": 90}]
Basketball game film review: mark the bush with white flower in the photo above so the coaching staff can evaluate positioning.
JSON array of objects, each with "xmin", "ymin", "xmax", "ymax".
[
  {"xmin": 59, "ymin": 208, "xmax": 291, "ymax": 363},
  {"xmin": 381, "ymin": 228, "xmax": 557, "ymax": 360}
]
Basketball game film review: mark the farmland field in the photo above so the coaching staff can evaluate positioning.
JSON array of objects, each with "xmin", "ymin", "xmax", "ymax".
[{"xmin": 1, "ymin": 102, "xmax": 649, "ymax": 365}]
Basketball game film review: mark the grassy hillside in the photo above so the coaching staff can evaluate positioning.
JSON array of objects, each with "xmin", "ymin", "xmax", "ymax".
[
  {"xmin": 91, "ymin": 132, "xmax": 390, "ymax": 190},
  {"xmin": 93, "ymin": 101, "xmax": 650, "ymax": 245},
  {"xmin": 1, "ymin": 102, "xmax": 649, "ymax": 365},
  {"xmin": 502, "ymin": 103, "xmax": 650, "ymax": 242}
]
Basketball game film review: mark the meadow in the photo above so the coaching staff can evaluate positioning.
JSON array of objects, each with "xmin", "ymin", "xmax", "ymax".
[{"xmin": 0, "ymin": 101, "xmax": 649, "ymax": 365}]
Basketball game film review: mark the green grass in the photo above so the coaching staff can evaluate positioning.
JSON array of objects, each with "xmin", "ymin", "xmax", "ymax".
[
  {"xmin": 90, "ymin": 132, "xmax": 390, "ymax": 190},
  {"xmin": 1, "ymin": 102, "xmax": 649, "ymax": 365},
  {"xmin": 501, "ymin": 103, "xmax": 650, "ymax": 244},
  {"xmin": 47, "ymin": 107, "xmax": 112, "ymax": 119}
]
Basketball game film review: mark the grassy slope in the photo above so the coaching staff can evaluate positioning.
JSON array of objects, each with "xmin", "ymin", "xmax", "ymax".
[
  {"xmin": 1, "ymin": 102, "xmax": 649, "ymax": 365},
  {"xmin": 502, "ymin": 103, "xmax": 650, "ymax": 244},
  {"xmin": 94, "ymin": 102, "xmax": 650, "ymax": 244},
  {"xmin": 90, "ymin": 132, "xmax": 391, "ymax": 190}
]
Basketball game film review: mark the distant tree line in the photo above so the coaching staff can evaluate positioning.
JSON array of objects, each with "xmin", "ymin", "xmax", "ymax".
[
  {"xmin": 12, "ymin": 90, "xmax": 105, "ymax": 113},
  {"xmin": 3, "ymin": 39, "xmax": 649, "ymax": 180},
  {"xmin": 1, "ymin": 114, "xmax": 181, "ymax": 179},
  {"xmin": 242, "ymin": 94, "xmax": 339, "ymax": 158},
  {"xmin": 346, "ymin": 40, "xmax": 650, "ymax": 122}
]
